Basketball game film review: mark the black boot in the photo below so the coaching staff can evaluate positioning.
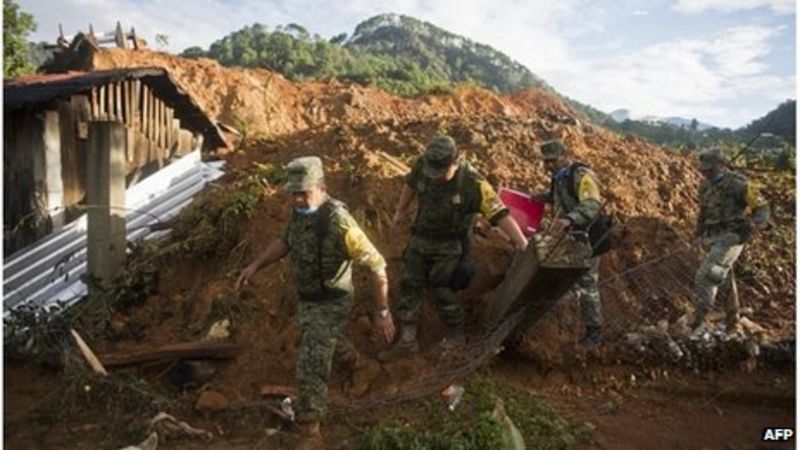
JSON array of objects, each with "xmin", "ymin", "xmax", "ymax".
[{"xmin": 579, "ymin": 325, "xmax": 603, "ymax": 348}]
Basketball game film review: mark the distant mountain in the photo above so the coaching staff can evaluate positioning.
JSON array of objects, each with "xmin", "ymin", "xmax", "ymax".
[
  {"xmin": 739, "ymin": 99, "xmax": 795, "ymax": 145},
  {"xmin": 609, "ymin": 108, "xmax": 716, "ymax": 130},
  {"xmin": 343, "ymin": 14, "xmax": 548, "ymax": 93}
]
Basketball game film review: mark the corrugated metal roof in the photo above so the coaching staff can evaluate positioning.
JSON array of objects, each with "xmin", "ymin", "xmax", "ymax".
[
  {"xmin": 3, "ymin": 149, "xmax": 225, "ymax": 313},
  {"xmin": 4, "ymin": 67, "xmax": 228, "ymax": 149}
]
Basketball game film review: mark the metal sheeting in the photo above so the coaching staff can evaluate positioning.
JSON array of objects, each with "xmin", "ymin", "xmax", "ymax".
[{"xmin": 3, "ymin": 149, "xmax": 225, "ymax": 312}]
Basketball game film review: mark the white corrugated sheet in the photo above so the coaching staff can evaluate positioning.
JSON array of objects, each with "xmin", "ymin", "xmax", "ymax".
[{"xmin": 3, "ymin": 150, "xmax": 225, "ymax": 312}]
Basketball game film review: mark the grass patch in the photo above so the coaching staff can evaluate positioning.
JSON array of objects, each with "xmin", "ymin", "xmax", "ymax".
[{"xmin": 359, "ymin": 376, "xmax": 591, "ymax": 449}]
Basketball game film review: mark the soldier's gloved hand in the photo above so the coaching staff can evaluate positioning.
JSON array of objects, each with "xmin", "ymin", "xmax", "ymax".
[
  {"xmin": 373, "ymin": 308, "xmax": 396, "ymax": 343},
  {"xmin": 235, "ymin": 264, "xmax": 258, "ymax": 291},
  {"xmin": 550, "ymin": 218, "xmax": 572, "ymax": 235}
]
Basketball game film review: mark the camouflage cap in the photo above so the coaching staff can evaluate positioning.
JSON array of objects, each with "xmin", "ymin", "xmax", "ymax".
[
  {"xmin": 283, "ymin": 156, "xmax": 324, "ymax": 192},
  {"xmin": 423, "ymin": 135, "xmax": 458, "ymax": 178},
  {"xmin": 698, "ymin": 147, "xmax": 725, "ymax": 170},
  {"xmin": 540, "ymin": 139, "xmax": 567, "ymax": 160}
]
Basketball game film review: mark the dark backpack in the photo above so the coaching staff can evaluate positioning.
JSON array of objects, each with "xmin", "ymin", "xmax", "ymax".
[{"xmin": 564, "ymin": 163, "xmax": 613, "ymax": 256}]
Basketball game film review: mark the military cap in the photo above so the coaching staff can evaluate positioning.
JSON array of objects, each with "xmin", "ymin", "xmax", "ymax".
[
  {"xmin": 284, "ymin": 156, "xmax": 324, "ymax": 192},
  {"xmin": 540, "ymin": 139, "xmax": 567, "ymax": 160},
  {"xmin": 423, "ymin": 135, "xmax": 458, "ymax": 178},
  {"xmin": 698, "ymin": 147, "xmax": 725, "ymax": 170}
]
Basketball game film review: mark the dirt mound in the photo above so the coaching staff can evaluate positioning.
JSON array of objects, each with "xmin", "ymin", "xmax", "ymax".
[{"xmin": 87, "ymin": 48, "xmax": 587, "ymax": 139}]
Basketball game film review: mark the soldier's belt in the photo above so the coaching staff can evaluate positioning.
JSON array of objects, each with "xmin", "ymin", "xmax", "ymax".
[
  {"xmin": 411, "ymin": 228, "xmax": 461, "ymax": 240},
  {"xmin": 298, "ymin": 288, "xmax": 350, "ymax": 302}
]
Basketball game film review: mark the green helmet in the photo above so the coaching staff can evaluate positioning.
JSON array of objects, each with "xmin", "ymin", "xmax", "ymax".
[
  {"xmin": 698, "ymin": 147, "xmax": 725, "ymax": 170},
  {"xmin": 540, "ymin": 139, "xmax": 567, "ymax": 160},
  {"xmin": 423, "ymin": 135, "xmax": 458, "ymax": 178},
  {"xmin": 284, "ymin": 156, "xmax": 324, "ymax": 192}
]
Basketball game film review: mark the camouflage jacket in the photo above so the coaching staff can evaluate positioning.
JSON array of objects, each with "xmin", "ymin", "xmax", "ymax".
[
  {"xmin": 282, "ymin": 197, "xmax": 386, "ymax": 301},
  {"xmin": 537, "ymin": 162, "xmax": 603, "ymax": 227},
  {"xmin": 406, "ymin": 159, "xmax": 509, "ymax": 248},
  {"xmin": 697, "ymin": 169, "xmax": 770, "ymax": 239}
]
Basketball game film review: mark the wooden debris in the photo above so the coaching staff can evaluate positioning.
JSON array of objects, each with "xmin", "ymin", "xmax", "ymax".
[
  {"xmin": 70, "ymin": 329, "xmax": 108, "ymax": 376},
  {"xmin": 147, "ymin": 412, "xmax": 212, "ymax": 440},
  {"xmin": 260, "ymin": 384, "xmax": 298, "ymax": 398},
  {"xmin": 101, "ymin": 340, "xmax": 238, "ymax": 369},
  {"xmin": 375, "ymin": 150, "xmax": 411, "ymax": 176}
]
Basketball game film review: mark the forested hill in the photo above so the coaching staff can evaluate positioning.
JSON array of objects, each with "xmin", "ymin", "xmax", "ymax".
[{"xmin": 180, "ymin": 13, "xmax": 547, "ymax": 96}]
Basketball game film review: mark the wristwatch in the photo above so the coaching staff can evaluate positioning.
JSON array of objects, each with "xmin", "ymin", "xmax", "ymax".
[{"xmin": 374, "ymin": 308, "xmax": 390, "ymax": 319}]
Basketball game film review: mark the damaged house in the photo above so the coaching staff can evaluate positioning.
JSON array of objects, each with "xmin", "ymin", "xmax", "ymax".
[{"xmin": 3, "ymin": 67, "xmax": 229, "ymax": 310}]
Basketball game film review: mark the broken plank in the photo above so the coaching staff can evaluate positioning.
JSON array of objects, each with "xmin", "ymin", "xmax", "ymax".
[
  {"xmin": 100, "ymin": 340, "xmax": 238, "ymax": 368},
  {"xmin": 71, "ymin": 329, "xmax": 108, "ymax": 376}
]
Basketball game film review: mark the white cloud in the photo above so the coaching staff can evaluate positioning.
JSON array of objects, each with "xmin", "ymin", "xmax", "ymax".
[
  {"xmin": 671, "ymin": 0, "xmax": 795, "ymax": 15},
  {"xmin": 551, "ymin": 25, "xmax": 794, "ymax": 127}
]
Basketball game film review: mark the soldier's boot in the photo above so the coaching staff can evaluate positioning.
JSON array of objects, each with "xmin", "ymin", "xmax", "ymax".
[
  {"xmin": 296, "ymin": 421, "xmax": 325, "ymax": 450},
  {"xmin": 578, "ymin": 325, "xmax": 603, "ymax": 349},
  {"xmin": 377, "ymin": 324, "xmax": 419, "ymax": 363},
  {"xmin": 439, "ymin": 324, "xmax": 466, "ymax": 351},
  {"xmin": 691, "ymin": 308, "xmax": 708, "ymax": 332}
]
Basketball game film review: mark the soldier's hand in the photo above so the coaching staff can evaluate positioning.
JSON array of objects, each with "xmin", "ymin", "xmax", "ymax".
[
  {"xmin": 235, "ymin": 264, "xmax": 258, "ymax": 291},
  {"xmin": 550, "ymin": 218, "xmax": 572, "ymax": 235},
  {"xmin": 373, "ymin": 311, "xmax": 396, "ymax": 343},
  {"xmin": 390, "ymin": 212, "xmax": 404, "ymax": 234}
]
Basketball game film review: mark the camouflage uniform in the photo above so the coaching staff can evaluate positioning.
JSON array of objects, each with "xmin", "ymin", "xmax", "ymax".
[
  {"xmin": 281, "ymin": 157, "xmax": 386, "ymax": 424},
  {"xmin": 536, "ymin": 140, "xmax": 604, "ymax": 330},
  {"xmin": 694, "ymin": 150, "xmax": 769, "ymax": 327},
  {"xmin": 395, "ymin": 136, "xmax": 509, "ymax": 339}
]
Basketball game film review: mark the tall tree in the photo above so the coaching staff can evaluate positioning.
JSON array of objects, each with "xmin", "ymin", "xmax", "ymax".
[{"xmin": 3, "ymin": 0, "xmax": 37, "ymax": 77}]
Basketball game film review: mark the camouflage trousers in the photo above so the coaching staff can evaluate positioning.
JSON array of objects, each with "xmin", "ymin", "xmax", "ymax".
[
  {"xmin": 395, "ymin": 237, "xmax": 465, "ymax": 330},
  {"xmin": 694, "ymin": 232, "xmax": 744, "ymax": 323},
  {"xmin": 574, "ymin": 256, "xmax": 603, "ymax": 328},
  {"xmin": 295, "ymin": 294, "xmax": 357, "ymax": 423}
]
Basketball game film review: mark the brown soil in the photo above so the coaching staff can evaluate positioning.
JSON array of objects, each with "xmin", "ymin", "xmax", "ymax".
[{"xmin": 5, "ymin": 46, "xmax": 795, "ymax": 449}]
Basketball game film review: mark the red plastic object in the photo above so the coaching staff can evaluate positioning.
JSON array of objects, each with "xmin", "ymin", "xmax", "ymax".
[{"xmin": 499, "ymin": 188, "xmax": 546, "ymax": 237}]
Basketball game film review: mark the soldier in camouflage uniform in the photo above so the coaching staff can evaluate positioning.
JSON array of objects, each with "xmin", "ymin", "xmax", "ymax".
[
  {"xmin": 692, "ymin": 148, "xmax": 769, "ymax": 333},
  {"xmin": 532, "ymin": 139, "xmax": 605, "ymax": 347},
  {"xmin": 236, "ymin": 157, "xmax": 394, "ymax": 448},
  {"xmin": 378, "ymin": 135, "xmax": 529, "ymax": 361}
]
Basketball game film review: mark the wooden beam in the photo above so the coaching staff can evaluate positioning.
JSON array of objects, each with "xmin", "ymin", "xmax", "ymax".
[
  {"xmin": 170, "ymin": 118, "xmax": 180, "ymax": 158},
  {"xmin": 165, "ymin": 107, "xmax": 174, "ymax": 152},
  {"xmin": 124, "ymin": 80, "xmax": 132, "ymax": 127},
  {"xmin": 132, "ymin": 79, "xmax": 141, "ymax": 131},
  {"xmin": 86, "ymin": 121, "xmax": 127, "ymax": 284},
  {"xmin": 107, "ymin": 83, "xmax": 115, "ymax": 121},
  {"xmin": 142, "ymin": 84, "xmax": 150, "ymax": 139},
  {"xmin": 90, "ymin": 87, "xmax": 99, "ymax": 120},
  {"xmin": 71, "ymin": 329, "xmax": 108, "ymax": 376},
  {"xmin": 115, "ymin": 81, "xmax": 123, "ymax": 122},
  {"xmin": 41, "ymin": 110, "xmax": 64, "ymax": 228},
  {"xmin": 100, "ymin": 341, "xmax": 239, "ymax": 368}
]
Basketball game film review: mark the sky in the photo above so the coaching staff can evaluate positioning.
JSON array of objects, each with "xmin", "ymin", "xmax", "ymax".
[{"xmin": 20, "ymin": 0, "xmax": 796, "ymax": 128}]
